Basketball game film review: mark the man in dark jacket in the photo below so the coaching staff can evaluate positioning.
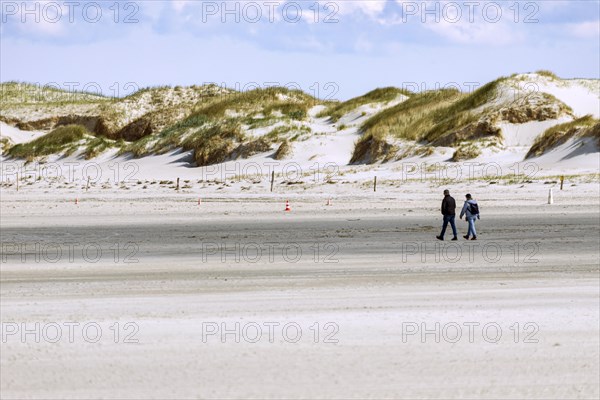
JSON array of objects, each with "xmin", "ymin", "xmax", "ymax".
[{"xmin": 436, "ymin": 189, "xmax": 458, "ymax": 241}]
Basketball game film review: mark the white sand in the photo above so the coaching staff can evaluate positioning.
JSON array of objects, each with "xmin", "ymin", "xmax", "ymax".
[
  {"xmin": 0, "ymin": 121, "xmax": 47, "ymax": 144},
  {"xmin": 1, "ymin": 183, "xmax": 599, "ymax": 399}
]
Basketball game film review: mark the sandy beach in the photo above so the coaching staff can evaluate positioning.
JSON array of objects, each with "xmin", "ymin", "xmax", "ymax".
[{"xmin": 1, "ymin": 180, "xmax": 599, "ymax": 399}]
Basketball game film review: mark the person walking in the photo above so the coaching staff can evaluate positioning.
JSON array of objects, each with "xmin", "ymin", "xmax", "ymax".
[
  {"xmin": 436, "ymin": 189, "xmax": 457, "ymax": 241},
  {"xmin": 460, "ymin": 193, "xmax": 480, "ymax": 240}
]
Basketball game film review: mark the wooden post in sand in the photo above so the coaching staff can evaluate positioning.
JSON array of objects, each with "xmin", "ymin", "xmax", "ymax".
[
  {"xmin": 86, "ymin": 176, "xmax": 90, "ymax": 192},
  {"xmin": 270, "ymin": 171, "xmax": 275, "ymax": 192},
  {"xmin": 176, "ymin": 177, "xmax": 180, "ymax": 191},
  {"xmin": 560, "ymin": 176, "xmax": 564, "ymax": 190},
  {"xmin": 16, "ymin": 173, "xmax": 19, "ymax": 192},
  {"xmin": 373, "ymin": 176, "xmax": 377, "ymax": 192}
]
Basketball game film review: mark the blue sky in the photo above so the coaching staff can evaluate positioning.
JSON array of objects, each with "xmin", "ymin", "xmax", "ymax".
[{"xmin": 1, "ymin": 0, "xmax": 599, "ymax": 100}]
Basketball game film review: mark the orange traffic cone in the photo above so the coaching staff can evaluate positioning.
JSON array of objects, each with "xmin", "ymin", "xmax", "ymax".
[{"xmin": 285, "ymin": 200, "xmax": 291, "ymax": 212}]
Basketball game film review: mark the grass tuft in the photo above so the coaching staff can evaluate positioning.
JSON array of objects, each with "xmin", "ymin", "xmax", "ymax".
[
  {"xmin": 83, "ymin": 136, "xmax": 115, "ymax": 159},
  {"xmin": 182, "ymin": 122, "xmax": 245, "ymax": 166},
  {"xmin": 233, "ymin": 137, "xmax": 272, "ymax": 159},
  {"xmin": 350, "ymin": 133, "xmax": 398, "ymax": 164},
  {"xmin": 535, "ymin": 70, "xmax": 560, "ymax": 80},
  {"xmin": 273, "ymin": 140, "xmax": 292, "ymax": 160},
  {"xmin": 451, "ymin": 143, "xmax": 482, "ymax": 161},
  {"xmin": 191, "ymin": 87, "xmax": 316, "ymax": 120}
]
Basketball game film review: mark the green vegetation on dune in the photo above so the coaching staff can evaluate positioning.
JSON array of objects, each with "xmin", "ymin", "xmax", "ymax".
[
  {"xmin": 4, "ymin": 123, "xmax": 123, "ymax": 160},
  {"xmin": 83, "ymin": 136, "xmax": 123, "ymax": 160},
  {"xmin": 535, "ymin": 70, "xmax": 560, "ymax": 80},
  {"xmin": 233, "ymin": 137, "xmax": 273, "ymax": 159},
  {"xmin": 181, "ymin": 121, "xmax": 246, "ymax": 167},
  {"xmin": 352, "ymin": 78, "xmax": 512, "ymax": 163},
  {"xmin": 360, "ymin": 88, "xmax": 463, "ymax": 142},
  {"xmin": 273, "ymin": 140, "xmax": 292, "ymax": 160},
  {"xmin": 421, "ymin": 78, "xmax": 506, "ymax": 143},
  {"xmin": 0, "ymin": 137, "xmax": 13, "ymax": 152},
  {"xmin": 163, "ymin": 114, "xmax": 211, "ymax": 135},
  {"xmin": 264, "ymin": 124, "xmax": 312, "ymax": 142},
  {"xmin": 191, "ymin": 87, "xmax": 316, "ymax": 120},
  {"xmin": 7, "ymin": 125, "xmax": 89, "ymax": 160},
  {"xmin": 263, "ymin": 102, "xmax": 308, "ymax": 121},
  {"xmin": 119, "ymin": 87, "xmax": 317, "ymax": 164},
  {"xmin": 152, "ymin": 114, "xmax": 211, "ymax": 153},
  {"xmin": 1, "ymin": 81, "xmax": 109, "ymax": 105},
  {"xmin": 526, "ymin": 115, "xmax": 600, "ymax": 158},
  {"xmin": 120, "ymin": 85, "xmax": 173, "ymax": 100},
  {"xmin": 1, "ymin": 83, "xmax": 235, "ymax": 145},
  {"xmin": 318, "ymin": 87, "xmax": 412, "ymax": 122},
  {"xmin": 350, "ymin": 133, "xmax": 398, "ymax": 164},
  {"xmin": 3, "ymin": 84, "xmax": 319, "ymax": 165},
  {"xmin": 451, "ymin": 144, "xmax": 482, "ymax": 161},
  {"xmin": 119, "ymin": 114, "xmax": 212, "ymax": 157}
]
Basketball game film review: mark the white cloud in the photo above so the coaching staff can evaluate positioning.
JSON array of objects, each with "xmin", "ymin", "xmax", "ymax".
[
  {"xmin": 337, "ymin": 0, "xmax": 388, "ymax": 18},
  {"xmin": 171, "ymin": 1, "xmax": 190, "ymax": 13},
  {"xmin": 568, "ymin": 21, "xmax": 600, "ymax": 39},
  {"xmin": 424, "ymin": 18, "xmax": 524, "ymax": 46}
]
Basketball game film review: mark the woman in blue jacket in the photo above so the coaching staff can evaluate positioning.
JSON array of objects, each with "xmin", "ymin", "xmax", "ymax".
[{"xmin": 459, "ymin": 194, "xmax": 480, "ymax": 240}]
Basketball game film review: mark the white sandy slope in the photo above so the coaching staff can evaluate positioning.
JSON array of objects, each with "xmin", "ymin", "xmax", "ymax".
[
  {"xmin": 525, "ymin": 74, "xmax": 600, "ymax": 118},
  {"xmin": 0, "ymin": 122, "xmax": 47, "ymax": 144},
  {"xmin": 1, "ymin": 115, "xmax": 597, "ymax": 190}
]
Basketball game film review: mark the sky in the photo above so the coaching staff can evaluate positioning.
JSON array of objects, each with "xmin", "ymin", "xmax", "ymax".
[{"xmin": 1, "ymin": 0, "xmax": 599, "ymax": 100}]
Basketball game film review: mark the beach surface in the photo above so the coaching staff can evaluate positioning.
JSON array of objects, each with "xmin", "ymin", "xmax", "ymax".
[{"xmin": 1, "ymin": 182, "xmax": 599, "ymax": 399}]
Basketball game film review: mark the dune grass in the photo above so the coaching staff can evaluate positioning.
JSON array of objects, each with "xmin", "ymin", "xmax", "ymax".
[
  {"xmin": 244, "ymin": 116, "xmax": 279, "ymax": 130},
  {"xmin": 233, "ymin": 137, "xmax": 273, "ymax": 159},
  {"xmin": 120, "ymin": 114, "xmax": 211, "ymax": 157},
  {"xmin": 0, "ymin": 137, "xmax": 13, "ymax": 152},
  {"xmin": 317, "ymin": 87, "xmax": 412, "ymax": 122},
  {"xmin": 421, "ymin": 77, "xmax": 506, "ymax": 143},
  {"xmin": 526, "ymin": 115, "xmax": 599, "ymax": 158},
  {"xmin": 7, "ymin": 125, "xmax": 88, "ymax": 159},
  {"xmin": 350, "ymin": 133, "xmax": 399, "ymax": 164},
  {"xmin": 396, "ymin": 145, "xmax": 435, "ymax": 160},
  {"xmin": 273, "ymin": 140, "xmax": 292, "ymax": 160},
  {"xmin": 0, "ymin": 81, "xmax": 109, "ymax": 105},
  {"xmin": 451, "ymin": 143, "xmax": 482, "ymax": 161},
  {"xmin": 3, "ymin": 84, "xmax": 321, "ymax": 165},
  {"xmin": 351, "ymin": 78, "xmax": 510, "ymax": 163},
  {"xmin": 360, "ymin": 88, "xmax": 463, "ymax": 142},
  {"xmin": 191, "ymin": 87, "xmax": 316, "ymax": 120},
  {"xmin": 351, "ymin": 89, "xmax": 464, "ymax": 163},
  {"xmin": 262, "ymin": 102, "xmax": 308, "ymax": 120},
  {"xmin": 118, "ymin": 87, "xmax": 316, "ymax": 160},
  {"xmin": 535, "ymin": 70, "xmax": 560, "ymax": 80},
  {"xmin": 83, "ymin": 136, "xmax": 120, "ymax": 160},
  {"xmin": 367, "ymin": 76, "xmax": 505, "ymax": 144},
  {"xmin": 181, "ymin": 121, "xmax": 246, "ymax": 166},
  {"xmin": 264, "ymin": 124, "xmax": 312, "ymax": 142}
]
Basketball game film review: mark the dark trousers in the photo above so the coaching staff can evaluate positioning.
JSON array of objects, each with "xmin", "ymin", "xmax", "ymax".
[{"xmin": 440, "ymin": 215, "xmax": 457, "ymax": 238}]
